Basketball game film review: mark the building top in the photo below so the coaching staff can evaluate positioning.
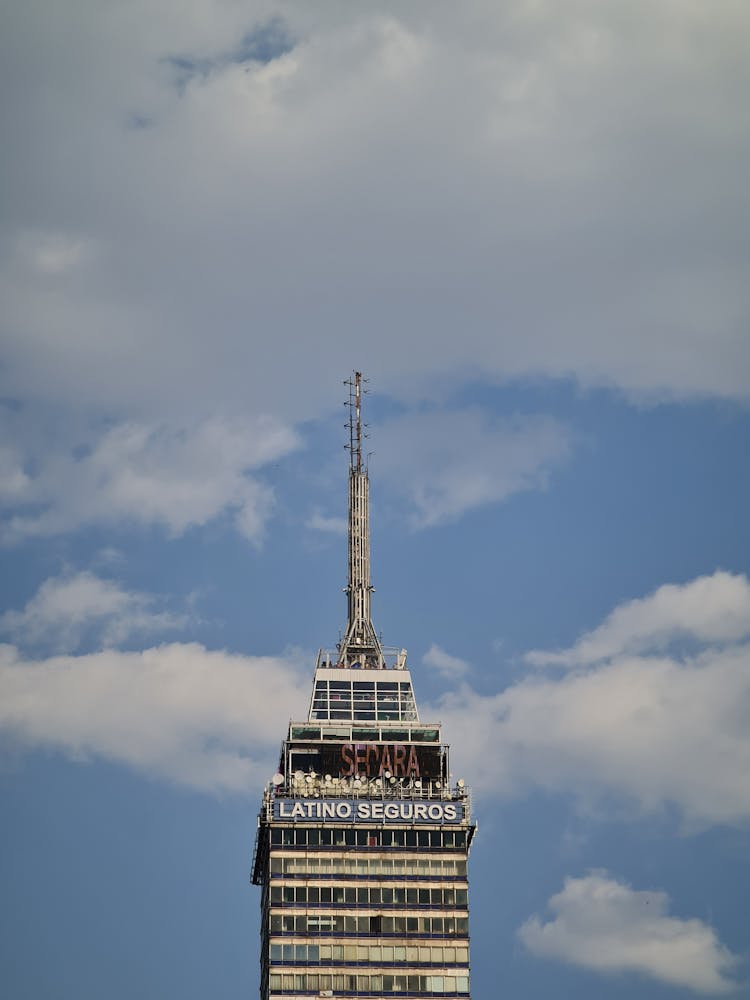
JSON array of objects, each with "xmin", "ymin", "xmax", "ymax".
[{"xmin": 308, "ymin": 665, "xmax": 420, "ymax": 724}]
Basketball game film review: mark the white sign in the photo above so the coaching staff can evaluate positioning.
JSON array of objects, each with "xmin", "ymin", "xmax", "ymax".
[{"xmin": 272, "ymin": 798, "xmax": 462, "ymax": 824}]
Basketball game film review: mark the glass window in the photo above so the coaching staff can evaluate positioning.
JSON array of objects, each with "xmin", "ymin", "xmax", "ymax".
[{"xmin": 270, "ymin": 944, "xmax": 282, "ymax": 962}]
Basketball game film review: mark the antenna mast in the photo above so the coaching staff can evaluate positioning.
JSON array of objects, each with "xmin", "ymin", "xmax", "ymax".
[{"xmin": 340, "ymin": 371, "xmax": 383, "ymax": 668}]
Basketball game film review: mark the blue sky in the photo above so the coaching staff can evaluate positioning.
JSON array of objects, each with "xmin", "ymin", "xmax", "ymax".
[{"xmin": 1, "ymin": 2, "xmax": 749, "ymax": 998}]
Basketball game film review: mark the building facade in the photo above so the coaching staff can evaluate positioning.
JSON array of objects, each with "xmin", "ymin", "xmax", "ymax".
[{"xmin": 252, "ymin": 374, "xmax": 476, "ymax": 999}]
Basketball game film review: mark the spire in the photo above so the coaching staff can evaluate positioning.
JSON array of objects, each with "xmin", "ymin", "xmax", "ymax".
[{"xmin": 339, "ymin": 372, "xmax": 383, "ymax": 669}]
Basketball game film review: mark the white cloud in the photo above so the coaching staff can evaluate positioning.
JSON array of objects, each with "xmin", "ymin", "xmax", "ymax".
[
  {"xmin": 429, "ymin": 572, "xmax": 750, "ymax": 827},
  {"xmin": 0, "ymin": 641, "xmax": 310, "ymax": 793},
  {"xmin": 1, "ymin": 0, "xmax": 749, "ymax": 429},
  {"xmin": 526, "ymin": 571, "xmax": 750, "ymax": 667},
  {"xmin": 376, "ymin": 409, "xmax": 572, "ymax": 527},
  {"xmin": 518, "ymin": 872, "xmax": 740, "ymax": 994},
  {"xmin": 0, "ymin": 445, "xmax": 30, "ymax": 500},
  {"xmin": 0, "ymin": 571, "xmax": 185, "ymax": 653},
  {"xmin": 15, "ymin": 230, "xmax": 92, "ymax": 275},
  {"xmin": 0, "ymin": 415, "xmax": 299, "ymax": 544},
  {"xmin": 307, "ymin": 509, "xmax": 347, "ymax": 535},
  {"xmin": 423, "ymin": 643, "xmax": 469, "ymax": 678}
]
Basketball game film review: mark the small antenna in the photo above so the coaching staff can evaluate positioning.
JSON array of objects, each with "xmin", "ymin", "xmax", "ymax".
[{"xmin": 344, "ymin": 371, "xmax": 368, "ymax": 472}]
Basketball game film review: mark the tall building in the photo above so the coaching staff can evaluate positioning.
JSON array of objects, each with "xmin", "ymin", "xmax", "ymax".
[{"xmin": 252, "ymin": 373, "xmax": 476, "ymax": 1000}]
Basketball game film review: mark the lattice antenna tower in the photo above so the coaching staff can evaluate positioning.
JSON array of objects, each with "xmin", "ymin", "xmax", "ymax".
[{"xmin": 340, "ymin": 371, "xmax": 383, "ymax": 668}]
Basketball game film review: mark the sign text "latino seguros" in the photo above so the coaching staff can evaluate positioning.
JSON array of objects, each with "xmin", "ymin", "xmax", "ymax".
[{"xmin": 273, "ymin": 799, "xmax": 462, "ymax": 824}]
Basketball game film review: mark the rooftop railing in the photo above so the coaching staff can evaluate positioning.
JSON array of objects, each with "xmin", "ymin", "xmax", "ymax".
[{"xmin": 316, "ymin": 647, "xmax": 409, "ymax": 671}]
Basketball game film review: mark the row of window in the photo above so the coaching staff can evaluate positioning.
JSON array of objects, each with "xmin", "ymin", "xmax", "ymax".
[
  {"xmin": 269, "ymin": 943, "xmax": 469, "ymax": 965},
  {"xmin": 290, "ymin": 726, "xmax": 440, "ymax": 742},
  {"xmin": 270, "ymin": 828, "xmax": 467, "ymax": 849},
  {"xmin": 271, "ymin": 856, "xmax": 467, "ymax": 878},
  {"xmin": 314, "ymin": 680, "xmax": 415, "ymax": 695},
  {"xmin": 269, "ymin": 914, "xmax": 469, "ymax": 937},
  {"xmin": 270, "ymin": 885, "xmax": 467, "ymax": 908},
  {"xmin": 269, "ymin": 972, "xmax": 469, "ymax": 993}
]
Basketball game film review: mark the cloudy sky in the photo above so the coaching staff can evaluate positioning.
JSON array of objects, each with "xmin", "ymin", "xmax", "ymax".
[{"xmin": 1, "ymin": 1, "xmax": 749, "ymax": 997}]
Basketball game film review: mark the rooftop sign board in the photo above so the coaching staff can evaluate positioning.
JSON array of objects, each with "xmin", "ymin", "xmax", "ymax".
[{"xmin": 272, "ymin": 798, "xmax": 463, "ymax": 824}]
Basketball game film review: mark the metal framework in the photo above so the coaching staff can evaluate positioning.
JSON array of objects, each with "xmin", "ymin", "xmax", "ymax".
[{"xmin": 340, "ymin": 372, "xmax": 384, "ymax": 668}]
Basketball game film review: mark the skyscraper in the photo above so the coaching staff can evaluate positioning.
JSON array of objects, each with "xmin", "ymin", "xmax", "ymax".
[{"xmin": 252, "ymin": 373, "xmax": 476, "ymax": 1000}]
